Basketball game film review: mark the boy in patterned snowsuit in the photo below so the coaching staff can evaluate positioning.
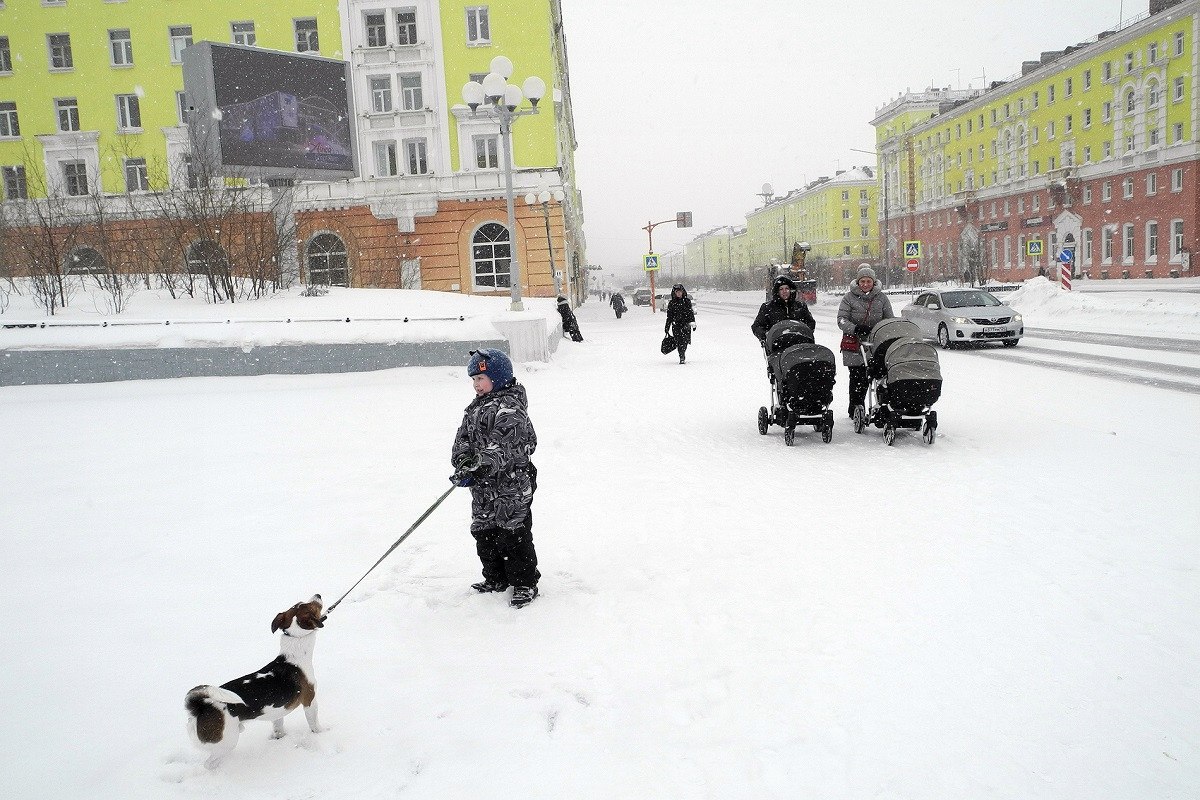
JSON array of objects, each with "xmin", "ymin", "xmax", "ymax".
[{"xmin": 450, "ymin": 348, "xmax": 540, "ymax": 608}]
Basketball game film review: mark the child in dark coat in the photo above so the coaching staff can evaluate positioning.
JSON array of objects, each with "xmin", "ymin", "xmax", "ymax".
[
  {"xmin": 556, "ymin": 295, "xmax": 584, "ymax": 341},
  {"xmin": 450, "ymin": 349, "xmax": 540, "ymax": 608}
]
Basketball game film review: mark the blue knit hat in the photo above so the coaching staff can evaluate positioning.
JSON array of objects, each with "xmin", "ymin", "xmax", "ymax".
[{"xmin": 467, "ymin": 348, "xmax": 514, "ymax": 388}]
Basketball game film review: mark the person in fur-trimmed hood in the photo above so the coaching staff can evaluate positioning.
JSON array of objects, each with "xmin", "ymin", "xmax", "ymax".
[
  {"xmin": 751, "ymin": 275, "xmax": 816, "ymax": 343},
  {"xmin": 664, "ymin": 283, "xmax": 696, "ymax": 364},
  {"xmin": 450, "ymin": 348, "xmax": 541, "ymax": 608},
  {"xmin": 837, "ymin": 265, "xmax": 894, "ymax": 418}
]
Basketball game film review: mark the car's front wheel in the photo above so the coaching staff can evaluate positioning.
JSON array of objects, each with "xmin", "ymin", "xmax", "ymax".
[{"xmin": 937, "ymin": 324, "xmax": 953, "ymax": 349}]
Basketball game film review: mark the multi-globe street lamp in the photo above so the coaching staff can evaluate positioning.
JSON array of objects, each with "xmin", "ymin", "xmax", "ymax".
[
  {"xmin": 462, "ymin": 56, "xmax": 547, "ymax": 312},
  {"xmin": 524, "ymin": 186, "xmax": 565, "ymax": 298}
]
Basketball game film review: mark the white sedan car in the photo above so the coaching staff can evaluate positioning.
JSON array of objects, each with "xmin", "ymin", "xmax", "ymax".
[{"xmin": 901, "ymin": 288, "xmax": 1023, "ymax": 348}]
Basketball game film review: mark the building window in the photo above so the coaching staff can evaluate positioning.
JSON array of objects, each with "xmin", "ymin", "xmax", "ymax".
[
  {"xmin": 1065, "ymin": 77, "xmax": 1073, "ymax": 96},
  {"xmin": 1102, "ymin": 181, "xmax": 1111, "ymax": 201},
  {"xmin": 1171, "ymin": 168, "xmax": 1183, "ymax": 192},
  {"xmin": 860, "ymin": 189, "xmax": 868, "ymax": 200},
  {"xmin": 295, "ymin": 18, "xmax": 318, "ymax": 52},
  {"xmin": 1102, "ymin": 227, "xmax": 1113, "ymax": 261},
  {"xmin": 231, "ymin": 21, "xmax": 256, "ymax": 46},
  {"xmin": 65, "ymin": 247, "xmax": 106, "ymax": 275},
  {"xmin": 1175, "ymin": 31, "xmax": 1185, "ymax": 57},
  {"xmin": 182, "ymin": 154, "xmax": 200, "ymax": 189},
  {"xmin": 373, "ymin": 140, "xmax": 398, "ymax": 177},
  {"xmin": 1126, "ymin": 135, "xmax": 1135, "ymax": 153},
  {"xmin": 1148, "ymin": 82, "xmax": 1161, "ymax": 108},
  {"xmin": 841, "ymin": 208, "xmax": 850, "ymax": 220},
  {"xmin": 369, "ymin": 76, "xmax": 392, "ymax": 113},
  {"xmin": 176, "ymin": 91, "xmax": 189, "ymax": 124},
  {"xmin": 1103, "ymin": 141, "xmax": 1112, "ymax": 159},
  {"xmin": 405, "ymin": 137, "xmax": 427, "ymax": 175},
  {"xmin": 1172, "ymin": 220, "xmax": 1185, "ymax": 258},
  {"xmin": 1083, "ymin": 69, "xmax": 1091, "ymax": 90},
  {"xmin": 1084, "ymin": 108, "xmax": 1091, "ymax": 128},
  {"xmin": 1125, "ymin": 52, "xmax": 1134, "ymax": 72},
  {"xmin": 1082, "ymin": 229, "xmax": 1094, "ymax": 264},
  {"xmin": 1173, "ymin": 123, "xmax": 1184, "ymax": 143},
  {"xmin": 1126, "ymin": 90, "xmax": 1136, "ymax": 113},
  {"xmin": 472, "ymin": 221, "xmax": 510, "ymax": 288},
  {"xmin": 1033, "ymin": 160, "xmax": 1040, "ymax": 175},
  {"xmin": 62, "ymin": 160, "xmax": 88, "ymax": 196},
  {"xmin": 1174, "ymin": 77, "xmax": 1185, "ymax": 102},
  {"xmin": 399, "ymin": 73, "xmax": 423, "ymax": 110},
  {"xmin": 1048, "ymin": 120, "xmax": 1055, "ymax": 139},
  {"xmin": 1032, "ymin": 194, "xmax": 1040, "ymax": 212},
  {"xmin": 1083, "ymin": 184, "xmax": 1093, "ymax": 205},
  {"xmin": 3, "ymin": 165, "xmax": 27, "ymax": 199},
  {"xmin": 116, "ymin": 93, "xmax": 141, "ymax": 130},
  {"xmin": 0, "ymin": 101, "xmax": 18, "ymax": 137},
  {"xmin": 1123, "ymin": 177, "xmax": 1134, "ymax": 199},
  {"xmin": 0, "ymin": 37, "xmax": 10, "ymax": 73},
  {"xmin": 1065, "ymin": 115, "xmax": 1072, "ymax": 133},
  {"xmin": 123, "ymin": 157, "xmax": 148, "ymax": 192},
  {"xmin": 466, "ymin": 7, "xmax": 490, "ymax": 44},
  {"xmin": 48, "ymin": 33, "xmax": 73, "ymax": 69},
  {"xmin": 1149, "ymin": 128, "xmax": 1160, "ymax": 147},
  {"xmin": 841, "ymin": 190, "xmax": 849, "ymax": 201},
  {"xmin": 168, "ymin": 26, "xmax": 192, "ymax": 63},
  {"xmin": 1147, "ymin": 221, "xmax": 1159, "ymax": 259},
  {"xmin": 1150, "ymin": 41, "xmax": 1159, "ymax": 63},
  {"xmin": 842, "ymin": 227, "xmax": 851, "ymax": 239},
  {"xmin": 307, "ymin": 233, "xmax": 349, "ymax": 286},
  {"xmin": 860, "ymin": 226, "xmax": 869, "ymax": 238},
  {"xmin": 1048, "ymin": 84, "xmax": 1056, "ymax": 103},
  {"xmin": 109, "ymin": 28, "xmax": 133, "ymax": 66},
  {"xmin": 365, "ymin": 13, "xmax": 387, "ymax": 47},
  {"xmin": 474, "ymin": 134, "xmax": 498, "ymax": 169},
  {"xmin": 1123, "ymin": 224, "xmax": 1135, "ymax": 260},
  {"xmin": 55, "ymin": 97, "xmax": 79, "ymax": 132},
  {"xmin": 1102, "ymin": 101, "xmax": 1111, "ymax": 122},
  {"xmin": 396, "ymin": 9, "xmax": 418, "ymax": 45}
]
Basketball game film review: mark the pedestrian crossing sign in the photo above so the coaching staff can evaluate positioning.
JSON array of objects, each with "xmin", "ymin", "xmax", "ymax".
[
  {"xmin": 1027, "ymin": 239, "xmax": 1044, "ymax": 256},
  {"xmin": 643, "ymin": 253, "xmax": 660, "ymax": 271},
  {"xmin": 904, "ymin": 240, "xmax": 922, "ymax": 258}
]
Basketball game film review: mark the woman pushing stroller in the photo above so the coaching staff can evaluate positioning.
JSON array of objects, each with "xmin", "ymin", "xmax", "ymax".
[{"xmin": 837, "ymin": 265, "xmax": 893, "ymax": 418}]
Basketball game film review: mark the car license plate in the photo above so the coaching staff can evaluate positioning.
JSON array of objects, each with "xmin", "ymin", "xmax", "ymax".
[{"xmin": 984, "ymin": 326, "xmax": 1002, "ymax": 332}]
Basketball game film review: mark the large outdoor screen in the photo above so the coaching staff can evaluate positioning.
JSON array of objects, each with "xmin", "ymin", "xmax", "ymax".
[{"xmin": 182, "ymin": 42, "xmax": 358, "ymax": 180}]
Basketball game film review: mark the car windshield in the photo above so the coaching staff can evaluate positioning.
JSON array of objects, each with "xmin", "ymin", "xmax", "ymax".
[{"xmin": 941, "ymin": 290, "xmax": 1002, "ymax": 308}]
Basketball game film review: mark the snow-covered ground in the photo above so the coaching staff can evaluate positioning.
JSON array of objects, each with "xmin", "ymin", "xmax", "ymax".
[{"xmin": 1, "ymin": 281, "xmax": 1198, "ymax": 799}]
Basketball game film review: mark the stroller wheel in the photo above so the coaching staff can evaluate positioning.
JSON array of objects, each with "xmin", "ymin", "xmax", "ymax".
[
  {"xmin": 821, "ymin": 420, "xmax": 833, "ymax": 444},
  {"xmin": 852, "ymin": 406, "xmax": 866, "ymax": 434},
  {"xmin": 784, "ymin": 426, "xmax": 795, "ymax": 446},
  {"xmin": 883, "ymin": 424, "xmax": 897, "ymax": 446},
  {"xmin": 757, "ymin": 406, "xmax": 769, "ymax": 435},
  {"xmin": 922, "ymin": 421, "xmax": 936, "ymax": 445}
]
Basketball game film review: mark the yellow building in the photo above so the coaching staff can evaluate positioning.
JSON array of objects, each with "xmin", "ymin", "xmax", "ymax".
[
  {"xmin": 873, "ymin": 0, "xmax": 1196, "ymax": 281},
  {"xmin": 0, "ymin": 0, "xmax": 586, "ymax": 300}
]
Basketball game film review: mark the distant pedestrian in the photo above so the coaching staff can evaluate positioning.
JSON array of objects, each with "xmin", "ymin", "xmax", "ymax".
[
  {"xmin": 664, "ymin": 283, "xmax": 696, "ymax": 364},
  {"xmin": 610, "ymin": 291, "xmax": 627, "ymax": 318},
  {"xmin": 450, "ymin": 349, "xmax": 540, "ymax": 608},
  {"xmin": 556, "ymin": 295, "xmax": 584, "ymax": 342},
  {"xmin": 837, "ymin": 265, "xmax": 894, "ymax": 418}
]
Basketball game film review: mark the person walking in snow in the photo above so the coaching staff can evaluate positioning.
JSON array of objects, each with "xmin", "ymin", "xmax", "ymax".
[
  {"xmin": 450, "ymin": 348, "xmax": 540, "ymax": 608},
  {"xmin": 610, "ymin": 291, "xmax": 627, "ymax": 318},
  {"xmin": 751, "ymin": 275, "xmax": 816, "ymax": 345},
  {"xmin": 664, "ymin": 283, "xmax": 696, "ymax": 364},
  {"xmin": 556, "ymin": 295, "xmax": 584, "ymax": 342},
  {"xmin": 837, "ymin": 265, "xmax": 894, "ymax": 419}
]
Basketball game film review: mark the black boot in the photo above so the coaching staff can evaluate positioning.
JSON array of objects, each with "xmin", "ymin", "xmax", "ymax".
[{"xmin": 471, "ymin": 580, "xmax": 509, "ymax": 593}]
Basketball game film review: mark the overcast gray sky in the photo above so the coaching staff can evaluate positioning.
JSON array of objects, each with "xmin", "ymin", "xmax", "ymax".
[{"xmin": 559, "ymin": 0, "xmax": 1140, "ymax": 274}]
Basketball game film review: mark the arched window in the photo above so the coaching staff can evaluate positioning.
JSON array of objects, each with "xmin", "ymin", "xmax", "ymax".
[
  {"xmin": 1147, "ymin": 81, "xmax": 1160, "ymax": 108},
  {"xmin": 306, "ymin": 233, "xmax": 349, "ymax": 286},
  {"xmin": 65, "ymin": 246, "xmax": 105, "ymax": 275},
  {"xmin": 472, "ymin": 222, "xmax": 511, "ymax": 289},
  {"xmin": 1126, "ymin": 89, "xmax": 1136, "ymax": 113},
  {"xmin": 185, "ymin": 239, "xmax": 229, "ymax": 276}
]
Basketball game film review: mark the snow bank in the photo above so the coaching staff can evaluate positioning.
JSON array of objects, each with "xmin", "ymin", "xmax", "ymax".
[{"xmin": 1003, "ymin": 276, "xmax": 1200, "ymax": 338}]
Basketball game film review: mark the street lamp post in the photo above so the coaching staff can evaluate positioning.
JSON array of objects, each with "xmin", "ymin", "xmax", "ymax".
[
  {"xmin": 524, "ymin": 186, "xmax": 565, "ymax": 298},
  {"xmin": 462, "ymin": 57, "xmax": 548, "ymax": 312}
]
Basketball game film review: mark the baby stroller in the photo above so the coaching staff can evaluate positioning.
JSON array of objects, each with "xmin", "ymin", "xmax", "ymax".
[
  {"xmin": 852, "ymin": 318, "xmax": 942, "ymax": 445},
  {"xmin": 756, "ymin": 320, "xmax": 836, "ymax": 445}
]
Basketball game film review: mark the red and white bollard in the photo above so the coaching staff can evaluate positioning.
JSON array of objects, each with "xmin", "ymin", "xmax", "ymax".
[{"xmin": 1061, "ymin": 264, "xmax": 1072, "ymax": 291}]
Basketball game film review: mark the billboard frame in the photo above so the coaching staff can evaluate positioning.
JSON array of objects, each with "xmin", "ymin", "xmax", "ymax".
[{"xmin": 181, "ymin": 41, "xmax": 359, "ymax": 182}]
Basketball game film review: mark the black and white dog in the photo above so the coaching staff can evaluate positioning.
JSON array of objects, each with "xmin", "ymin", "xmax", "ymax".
[{"xmin": 185, "ymin": 595, "xmax": 326, "ymax": 767}]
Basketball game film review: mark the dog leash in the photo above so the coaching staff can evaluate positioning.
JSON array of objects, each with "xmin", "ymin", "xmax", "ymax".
[{"xmin": 322, "ymin": 485, "xmax": 458, "ymax": 620}]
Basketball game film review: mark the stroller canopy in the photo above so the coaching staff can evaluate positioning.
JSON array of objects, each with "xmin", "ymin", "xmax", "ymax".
[
  {"xmin": 884, "ymin": 337, "xmax": 942, "ymax": 383},
  {"xmin": 868, "ymin": 318, "xmax": 922, "ymax": 348},
  {"xmin": 765, "ymin": 320, "xmax": 814, "ymax": 353}
]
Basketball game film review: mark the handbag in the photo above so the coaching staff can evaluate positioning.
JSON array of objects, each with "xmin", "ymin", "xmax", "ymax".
[
  {"xmin": 660, "ymin": 334, "xmax": 678, "ymax": 355},
  {"xmin": 839, "ymin": 333, "xmax": 860, "ymax": 352}
]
